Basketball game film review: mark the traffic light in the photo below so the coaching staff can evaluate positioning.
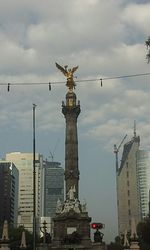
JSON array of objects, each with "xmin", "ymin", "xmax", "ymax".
[{"xmin": 91, "ymin": 223, "xmax": 104, "ymax": 230}]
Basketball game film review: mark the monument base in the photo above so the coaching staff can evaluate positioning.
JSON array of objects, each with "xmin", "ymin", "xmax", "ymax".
[
  {"xmin": 37, "ymin": 243, "xmax": 108, "ymax": 250},
  {"xmin": 0, "ymin": 244, "xmax": 10, "ymax": 250},
  {"xmin": 130, "ymin": 241, "xmax": 140, "ymax": 250},
  {"xmin": 52, "ymin": 209, "xmax": 91, "ymax": 248}
]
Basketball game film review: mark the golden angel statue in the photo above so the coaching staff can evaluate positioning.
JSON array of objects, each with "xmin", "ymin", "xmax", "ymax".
[{"xmin": 55, "ymin": 62, "xmax": 78, "ymax": 91}]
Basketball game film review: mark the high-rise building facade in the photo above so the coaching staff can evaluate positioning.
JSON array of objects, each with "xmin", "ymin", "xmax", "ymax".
[
  {"xmin": 43, "ymin": 161, "xmax": 64, "ymax": 217},
  {"xmin": 117, "ymin": 134, "xmax": 150, "ymax": 235},
  {"xmin": 0, "ymin": 161, "xmax": 19, "ymax": 226},
  {"xmin": 5, "ymin": 152, "xmax": 43, "ymax": 231},
  {"xmin": 117, "ymin": 135, "xmax": 141, "ymax": 234},
  {"xmin": 137, "ymin": 150, "xmax": 150, "ymax": 218}
]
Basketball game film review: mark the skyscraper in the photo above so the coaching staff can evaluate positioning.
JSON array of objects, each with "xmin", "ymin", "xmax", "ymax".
[
  {"xmin": 117, "ymin": 135, "xmax": 141, "ymax": 234},
  {"xmin": 5, "ymin": 152, "xmax": 43, "ymax": 231},
  {"xmin": 0, "ymin": 161, "xmax": 19, "ymax": 226},
  {"xmin": 43, "ymin": 160, "xmax": 64, "ymax": 217},
  {"xmin": 137, "ymin": 150, "xmax": 150, "ymax": 218},
  {"xmin": 117, "ymin": 133, "xmax": 150, "ymax": 235}
]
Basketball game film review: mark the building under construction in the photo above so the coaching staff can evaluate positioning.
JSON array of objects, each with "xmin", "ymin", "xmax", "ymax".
[{"xmin": 116, "ymin": 128, "xmax": 150, "ymax": 235}]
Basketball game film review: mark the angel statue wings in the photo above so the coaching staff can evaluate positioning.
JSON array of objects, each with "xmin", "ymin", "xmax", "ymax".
[{"xmin": 55, "ymin": 62, "xmax": 78, "ymax": 91}]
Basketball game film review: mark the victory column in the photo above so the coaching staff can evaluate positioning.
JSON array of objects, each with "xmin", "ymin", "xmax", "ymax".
[{"xmin": 52, "ymin": 63, "xmax": 92, "ymax": 249}]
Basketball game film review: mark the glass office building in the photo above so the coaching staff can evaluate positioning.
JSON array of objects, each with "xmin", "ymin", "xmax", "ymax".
[
  {"xmin": 137, "ymin": 150, "xmax": 150, "ymax": 218},
  {"xmin": 0, "ymin": 161, "xmax": 19, "ymax": 226},
  {"xmin": 44, "ymin": 161, "xmax": 64, "ymax": 217},
  {"xmin": 6, "ymin": 152, "xmax": 43, "ymax": 231}
]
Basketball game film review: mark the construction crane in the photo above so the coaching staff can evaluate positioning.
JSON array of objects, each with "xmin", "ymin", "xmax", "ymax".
[
  {"xmin": 114, "ymin": 134, "xmax": 127, "ymax": 172},
  {"xmin": 49, "ymin": 151, "xmax": 54, "ymax": 162},
  {"xmin": 49, "ymin": 138, "xmax": 60, "ymax": 162}
]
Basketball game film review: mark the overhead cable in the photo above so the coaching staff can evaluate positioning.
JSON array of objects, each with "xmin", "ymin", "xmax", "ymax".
[{"xmin": 0, "ymin": 72, "xmax": 149, "ymax": 90}]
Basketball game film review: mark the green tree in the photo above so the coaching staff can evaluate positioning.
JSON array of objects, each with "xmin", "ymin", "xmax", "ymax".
[
  {"xmin": 145, "ymin": 37, "xmax": 150, "ymax": 63},
  {"xmin": 0, "ymin": 222, "xmax": 50, "ymax": 249},
  {"xmin": 137, "ymin": 217, "xmax": 150, "ymax": 249},
  {"xmin": 0, "ymin": 225, "xmax": 34, "ymax": 250},
  {"xmin": 107, "ymin": 236, "xmax": 123, "ymax": 250},
  {"xmin": 107, "ymin": 242, "xmax": 123, "ymax": 250},
  {"xmin": 9, "ymin": 226, "xmax": 33, "ymax": 250}
]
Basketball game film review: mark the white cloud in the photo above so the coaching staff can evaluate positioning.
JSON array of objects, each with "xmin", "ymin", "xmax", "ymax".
[
  {"xmin": 0, "ymin": 38, "xmax": 37, "ymax": 74},
  {"xmin": 0, "ymin": 0, "xmax": 149, "ymax": 148},
  {"xmin": 121, "ymin": 3, "xmax": 150, "ymax": 35}
]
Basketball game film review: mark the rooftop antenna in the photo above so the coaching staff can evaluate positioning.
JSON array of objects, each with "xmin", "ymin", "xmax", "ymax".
[{"xmin": 114, "ymin": 134, "xmax": 127, "ymax": 172}]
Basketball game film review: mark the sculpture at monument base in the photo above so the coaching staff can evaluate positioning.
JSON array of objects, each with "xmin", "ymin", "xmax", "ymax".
[
  {"xmin": 1, "ymin": 220, "xmax": 9, "ymax": 241},
  {"xmin": 56, "ymin": 187, "xmax": 87, "ymax": 215},
  {"xmin": 53, "ymin": 187, "xmax": 92, "ymax": 248},
  {"xmin": 130, "ymin": 218, "xmax": 140, "ymax": 250},
  {"xmin": 94, "ymin": 230, "xmax": 104, "ymax": 243},
  {"xmin": 20, "ymin": 230, "xmax": 27, "ymax": 249},
  {"xmin": 123, "ymin": 229, "xmax": 130, "ymax": 249},
  {"xmin": 0, "ymin": 220, "xmax": 10, "ymax": 250}
]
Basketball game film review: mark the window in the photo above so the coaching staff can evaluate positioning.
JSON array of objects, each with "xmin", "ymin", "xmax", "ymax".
[{"xmin": 48, "ymin": 188, "xmax": 62, "ymax": 195}]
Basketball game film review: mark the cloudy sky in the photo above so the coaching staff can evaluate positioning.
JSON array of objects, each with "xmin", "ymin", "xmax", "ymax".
[{"xmin": 0, "ymin": 0, "xmax": 150, "ymax": 242}]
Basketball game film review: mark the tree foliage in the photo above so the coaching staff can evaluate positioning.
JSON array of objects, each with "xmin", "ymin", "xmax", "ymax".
[
  {"xmin": 9, "ymin": 226, "xmax": 33, "ymax": 250},
  {"xmin": 107, "ymin": 242, "xmax": 123, "ymax": 250},
  {"xmin": 107, "ymin": 236, "xmax": 123, "ymax": 250},
  {"xmin": 0, "ymin": 225, "xmax": 34, "ymax": 250},
  {"xmin": 145, "ymin": 37, "xmax": 150, "ymax": 63},
  {"xmin": 137, "ymin": 217, "xmax": 150, "ymax": 249}
]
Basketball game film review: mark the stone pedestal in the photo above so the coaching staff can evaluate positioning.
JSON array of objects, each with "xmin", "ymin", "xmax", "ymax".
[
  {"xmin": 130, "ymin": 241, "xmax": 140, "ymax": 250},
  {"xmin": 36, "ymin": 243, "xmax": 51, "ymax": 250},
  {"xmin": 130, "ymin": 218, "xmax": 140, "ymax": 250},
  {"xmin": 92, "ymin": 243, "xmax": 107, "ymax": 250},
  {"xmin": 0, "ymin": 244, "xmax": 10, "ymax": 250},
  {"xmin": 37, "ymin": 244, "xmax": 107, "ymax": 250},
  {"xmin": 52, "ymin": 209, "xmax": 91, "ymax": 249}
]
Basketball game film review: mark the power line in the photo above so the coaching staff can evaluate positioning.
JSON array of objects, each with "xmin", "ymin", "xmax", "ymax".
[
  {"xmin": 76, "ymin": 72, "xmax": 150, "ymax": 83},
  {"xmin": 0, "ymin": 72, "xmax": 150, "ymax": 91}
]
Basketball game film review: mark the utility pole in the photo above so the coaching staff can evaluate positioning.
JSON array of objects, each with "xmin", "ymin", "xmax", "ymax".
[
  {"xmin": 149, "ymin": 189, "xmax": 150, "ymax": 219},
  {"xmin": 33, "ymin": 104, "xmax": 36, "ymax": 250}
]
